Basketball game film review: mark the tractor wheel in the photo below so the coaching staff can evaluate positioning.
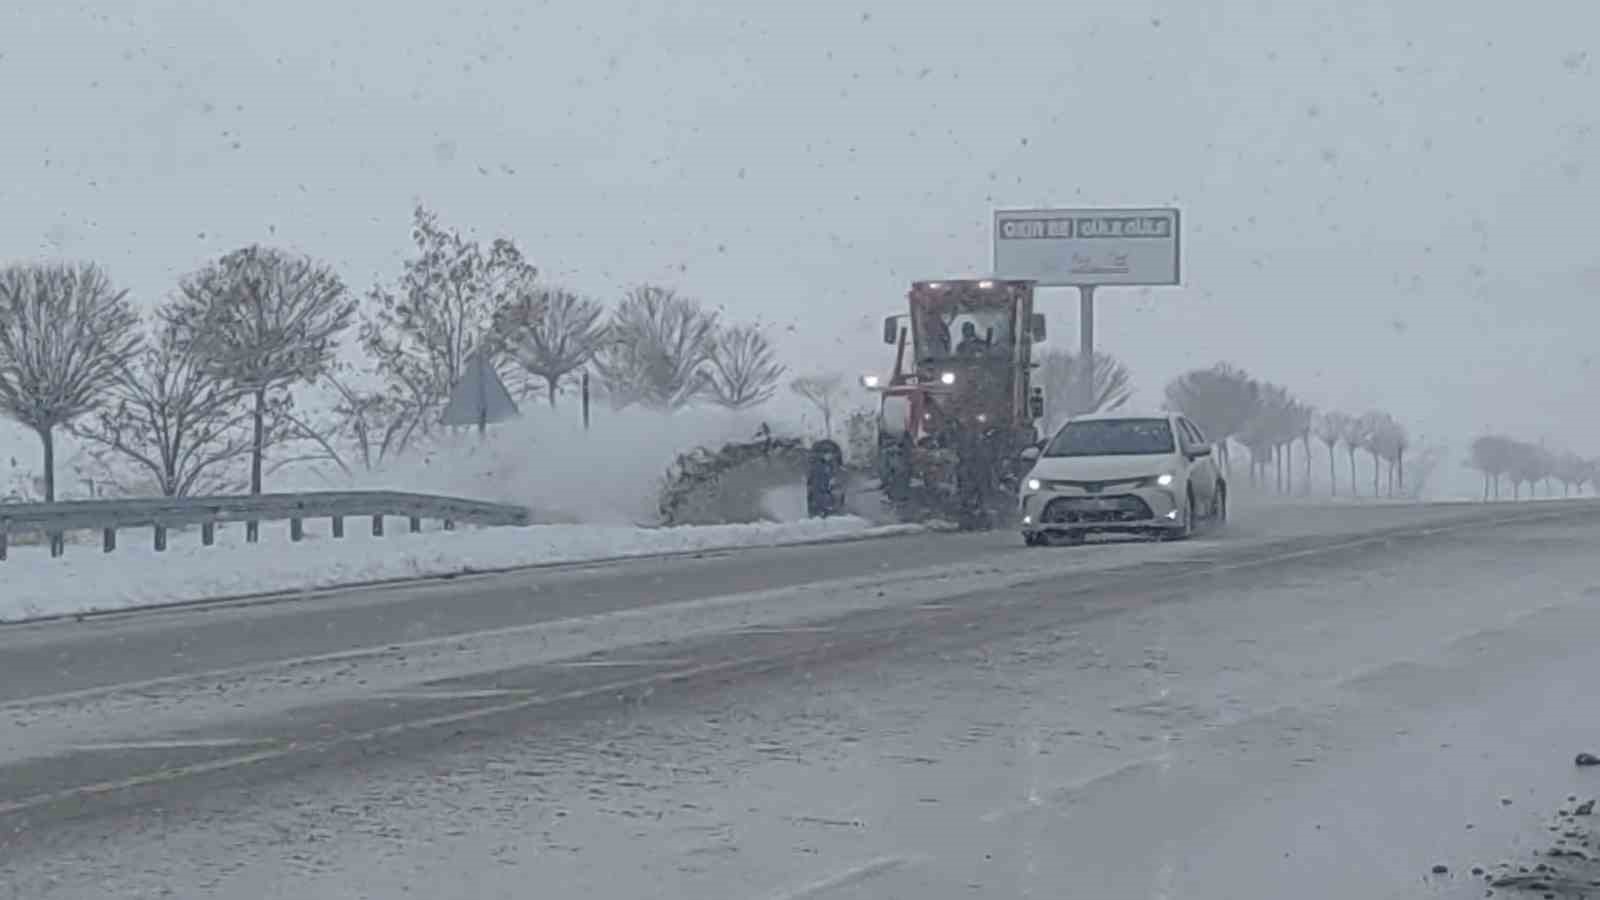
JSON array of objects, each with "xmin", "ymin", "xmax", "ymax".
[{"xmin": 880, "ymin": 443, "xmax": 911, "ymax": 502}]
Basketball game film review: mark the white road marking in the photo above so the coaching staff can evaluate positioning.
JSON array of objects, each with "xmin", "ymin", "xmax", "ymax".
[
  {"xmin": 549, "ymin": 659, "xmax": 689, "ymax": 668},
  {"xmin": 370, "ymin": 689, "xmax": 535, "ymax": 701},
  {"xmin": 760, "ymin": 855, "xmax": 925, "ymax": 900},
  {"xmin": 65, "ymin": 738, "xmax": 267, "ymax": 752}
]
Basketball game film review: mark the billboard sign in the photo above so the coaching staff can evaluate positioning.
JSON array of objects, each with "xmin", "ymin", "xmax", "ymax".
[{"xmin": 993, "ymin": 207, "xmax": 1181, "ymax": 287}]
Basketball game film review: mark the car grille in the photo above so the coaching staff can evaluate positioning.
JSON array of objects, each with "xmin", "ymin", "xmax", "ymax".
[
  {"xmin": 1041, "ymin": 495, "xmax": 1154, "ymax": 524},
  {"xmin": 1039, "ymin": 477, "xmax": 1150, "ymax": 493}
]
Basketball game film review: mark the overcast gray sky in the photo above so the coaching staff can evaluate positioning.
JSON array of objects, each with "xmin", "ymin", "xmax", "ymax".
[{"xmin": 2, "ymin": 0, "xmax": 1597, "ymax": 471}]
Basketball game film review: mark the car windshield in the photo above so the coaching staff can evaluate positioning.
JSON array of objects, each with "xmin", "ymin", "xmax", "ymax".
[{"xmin": 1045, "ymin": 419, "xmax": 1176, "ymax": 457}]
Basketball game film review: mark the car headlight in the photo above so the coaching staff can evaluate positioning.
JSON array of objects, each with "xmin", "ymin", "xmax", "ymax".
[
  {"xmin": 860, "ymin": 374, "xmax": 881, "ymax": 389},
  {"xmin": 1027, "ymin": 478, "xmax": 1042, "ymax": 491},
  {"xmin": 939, "ymin": 371, "xmax": 956, "ymax": 385},
  {"xmin": 1156, "ymin": 473, "xmax": 1175, "ymax": 487}
]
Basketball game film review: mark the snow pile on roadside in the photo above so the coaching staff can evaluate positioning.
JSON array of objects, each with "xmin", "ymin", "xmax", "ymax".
[{"xmin": 0, "ymin": 516, "xmax": 920, "ymax": 623}]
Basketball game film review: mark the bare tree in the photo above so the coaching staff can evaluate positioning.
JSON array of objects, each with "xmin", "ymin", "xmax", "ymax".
[
  {"xmin": 319, "ymin": 366, "xmax": 411, "ymax": 473},
  {"xmin": 1282, "ymin": 400, "xmax": 1313, "ymax": 495},
  {"xmin": 71, "ymin": 315, "xmax": 256, "ymax": 497},
  {"xmin": 0, "ymin": 262, "xmax": 142, "ymax": 501},
  {"xmin": 1238, "ymin": 382, "xmax": 1295, "ymax": 491},
  {"xmin": 1314, "ymin": 411, "xmax": 1350, "ymax": 496},
  {"xmin": 790, "ymin": 372, "xmax": 849, "ymax": 438},
  {"xmin": 705, "ymin": 323, "xmax": 786, "ymax": 410},
  {"xmin": 1037, "ymin": 349, "xmax": 1133, "ymax": 429},
  {"xmin": 496, "ymin": 287, "xmax": 606, "ymax": 407},
  {"xmin": 593, "ymin": 285, "xmax": 718, "ymax": 411},
  {"xmin": 1339, "ymin": 414, "xmax": 1371, "ymax": 497},
  {"xmin": 1354, "ymin": 411, "xmax": 1395, "ymax": 497},
  {"xmin": 361, "ymin": 205, "xmax": 537, "ymax": 447},
  {"xmin": 1163, "ymin": 363, "xmax": 1261, "ymax": 474},
  {"xmin": 166, "ymin": 246, "xmax": 356, "ymax": 498},
  {"xmin": 1554, "ymin": 452, "xmax": 1587, "ymax": 497}
]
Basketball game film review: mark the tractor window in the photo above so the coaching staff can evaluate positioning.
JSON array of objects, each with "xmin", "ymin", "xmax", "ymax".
[{"xmin": 915, "ymin": 304, "xmax": 1013, "ymax": 363}]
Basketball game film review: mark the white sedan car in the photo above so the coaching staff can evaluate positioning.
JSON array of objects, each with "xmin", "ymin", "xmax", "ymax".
[{"xmin": 1019, "ymin": 412, "xmax": 1227, "ymax": 546}]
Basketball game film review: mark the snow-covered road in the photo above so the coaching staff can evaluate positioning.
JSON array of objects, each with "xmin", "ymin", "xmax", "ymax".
[{"xmin": 2, "ymin": 499, "xmax": 1597, "ymax": 898}]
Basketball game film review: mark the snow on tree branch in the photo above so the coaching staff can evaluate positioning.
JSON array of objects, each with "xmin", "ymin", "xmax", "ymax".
[
  {"xmin": 706, "ymin": 323, "xmax": 786, "ymax": 411},
  {"xmin": 593, "ymin": 285, "xmax": 718, "ymax": 411},
  {"xmin": 496, "ymin": 286, "xmax": 606, "ymax": 407},
  {"xmin": 0, "ymin": 261, "xmax": 142, "ymax": 501},
  {"xmin": 70, "ymin": 314, "xmax": 257, "ymax": 497},
  {"xmin": 164, "ymin": 245, "xmax": 356, "ymax": 494}
]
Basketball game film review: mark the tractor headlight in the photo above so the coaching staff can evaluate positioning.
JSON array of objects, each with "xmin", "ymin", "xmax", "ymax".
[
  {"xmin": 1027, "ymin": 478, "xmax": 1042, "ymax": 491},
  {"xmin": 939, "ymin": 371, "xmax": 956, "ymax": 385},
  {"xmin": 1156, "ymin": 473, "xmax": 1175, "ymax": 487}
]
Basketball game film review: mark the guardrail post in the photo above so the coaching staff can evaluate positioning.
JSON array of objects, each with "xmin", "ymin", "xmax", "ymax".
[
  {"xmin": 409, "ymin": 516, "xmax": 421, "ymax": 533},
  {"xmin": 290, "ymin": 518, "xmax": 304, "ymax": 542},
  {"xmin": 153, "ymin": 525, "xmax": 167, "ymax": 552},
  {"xmin": 371, "ymin": 515, "xmax": 384, "ymax": 537},
  {"xmin": 202, "ymin": 521, "xmax": 215, "ymax": 546},
  {"xmin": 49, "ymin": 532, "xmax": 64, "ymax": 557},
  {"xmin": 332, "ymin": 516, "xmax": 344, "ymax": 538},
  {"xmin": 103, "ymin": 528, "xmax": 116, "ymax": 553}
]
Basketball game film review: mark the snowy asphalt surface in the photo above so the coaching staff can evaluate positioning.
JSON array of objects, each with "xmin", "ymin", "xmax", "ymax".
[{"xmin": 2, "ymin": 498, "xmax": 1599, "ymax": 898}]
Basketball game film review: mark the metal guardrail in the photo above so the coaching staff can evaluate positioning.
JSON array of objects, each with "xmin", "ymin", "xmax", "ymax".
[{"xmin": 0, "ymin": 491, "xmax": 531, "ymax": 560}]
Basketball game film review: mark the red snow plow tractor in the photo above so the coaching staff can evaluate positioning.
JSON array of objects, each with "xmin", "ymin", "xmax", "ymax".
[{"xmin": 864, "ymin": 279, "xmax": 1048, "ymax": 529}]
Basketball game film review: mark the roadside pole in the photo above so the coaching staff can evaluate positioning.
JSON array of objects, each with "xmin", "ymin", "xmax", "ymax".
[
  {"xmin": 1077, "ymin": 285, "xmax": 1096, "ymax": 416},
  {"xmin": 581, "ymin": 371, "xmax": 592, "ymax": 431}
]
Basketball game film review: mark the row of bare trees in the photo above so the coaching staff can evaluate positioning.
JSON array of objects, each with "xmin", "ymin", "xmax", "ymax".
[
  {"xmin": 0, "ymin": 206, "xmax": 796, "ymax": 501},
  {"xmin": 1467, "ymin": 435, "xmax": 1596, "ymax": 500},
  {"xmin": 1164, "ymin": 363, "xmax": 1413, "ymax": 498}
]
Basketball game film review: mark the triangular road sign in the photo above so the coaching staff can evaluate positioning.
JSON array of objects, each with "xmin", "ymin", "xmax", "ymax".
[{"xmin": 440, "ymin": 347, "xmax": 519, "ymax": 428}]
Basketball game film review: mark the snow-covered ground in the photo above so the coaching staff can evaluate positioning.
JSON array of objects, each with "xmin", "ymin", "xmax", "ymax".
[{"xmin": 0, "ymin": 515, "xmax": 918, "ymax": 623}]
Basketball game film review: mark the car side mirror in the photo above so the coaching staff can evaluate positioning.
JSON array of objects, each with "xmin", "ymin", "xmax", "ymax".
[
  {"xmin": 1020, "ymin": 445, "xmax": 1041, "ymax": 462},
  {"xmin": 1030, "ymin": 313, "xmax": 1047, "ymax": 342},
  {"xmin": 1187, "ymin": 445, "xmax": 1213, "ymax": 459},
  {"xmin": 883, "ymin": 316, "xmax": 900, "ymax": 345}
]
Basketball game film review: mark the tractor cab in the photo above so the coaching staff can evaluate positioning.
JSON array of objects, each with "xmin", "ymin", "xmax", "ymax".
[{"xmin": 866, "ymin": 279, "xmax": 1048, "ymax": 526}]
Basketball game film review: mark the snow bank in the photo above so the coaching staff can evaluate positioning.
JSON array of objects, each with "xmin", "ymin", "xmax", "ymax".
[{"xmin": 0, "ymin": 516, "xmax": 920, "ymax": 623}]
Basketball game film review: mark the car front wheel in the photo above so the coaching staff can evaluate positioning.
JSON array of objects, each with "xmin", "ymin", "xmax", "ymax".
[{"xmin": 1162, "ymin": 491, "xmax": 1195, "ymax": 541}]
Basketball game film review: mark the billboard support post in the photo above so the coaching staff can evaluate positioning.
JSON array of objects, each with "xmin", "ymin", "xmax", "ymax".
[{"xmin": 1078, "ymin": 286, "xmax": 1096, "ymax": 416}]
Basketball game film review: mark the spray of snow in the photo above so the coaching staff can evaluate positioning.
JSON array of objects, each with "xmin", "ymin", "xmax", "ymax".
[{"xmin": 286, "ymin": 405, "xmax": 806, "ymax": 526}]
